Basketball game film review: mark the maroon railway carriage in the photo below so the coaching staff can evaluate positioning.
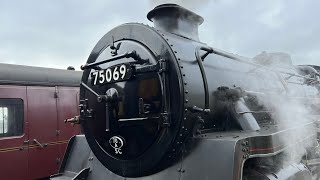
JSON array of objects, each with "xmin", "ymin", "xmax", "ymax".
[{"xmin": 0, "ymin": 63, "xmax": 81, "ymax": 180}]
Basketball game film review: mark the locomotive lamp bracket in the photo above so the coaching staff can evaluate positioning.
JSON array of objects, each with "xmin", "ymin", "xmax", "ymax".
[
  {"xmin": 110, "ymin": 36, "xmax": 121, "ymax": 56},
  {"xmin": 79, "ymin": 99, "xmax": 93, "ymax": 122}
]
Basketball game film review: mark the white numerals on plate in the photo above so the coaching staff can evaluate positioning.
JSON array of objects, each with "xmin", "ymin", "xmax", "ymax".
[{"xmin": 92, "ymin": 64, "xmax": 128, "ymax": 85}]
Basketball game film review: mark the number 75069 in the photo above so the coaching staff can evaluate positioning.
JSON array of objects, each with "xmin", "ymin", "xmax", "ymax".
[{"xmin": 91, "ymin": 64, "xmax": 131, "ymax": 86}]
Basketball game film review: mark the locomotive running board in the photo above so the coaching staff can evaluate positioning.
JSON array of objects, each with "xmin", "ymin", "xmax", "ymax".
[{"xmin": 50, "ymin": 122, "xmax": 315, "ymax": 180}]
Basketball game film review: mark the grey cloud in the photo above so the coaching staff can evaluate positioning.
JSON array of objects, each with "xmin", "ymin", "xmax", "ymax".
[
  {"xmin": 0, "ymin": 0, "xmax": 319, "ymax": 69},
  {"xmin": 199, "ymin": 0, "xmax": 320, "ymax": 65}
]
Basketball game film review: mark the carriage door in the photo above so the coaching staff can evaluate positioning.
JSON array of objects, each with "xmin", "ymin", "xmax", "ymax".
[
  {"xmin": 0, "ymin": 86, "xmax": 28, "ymax": 180},
  {"xmin": 56, "ymin": 86, "xmax": 81, "ymax": 165},
  {"xmin": 27, "ymin": 86, "xmax": 59, "ymax": 179}
]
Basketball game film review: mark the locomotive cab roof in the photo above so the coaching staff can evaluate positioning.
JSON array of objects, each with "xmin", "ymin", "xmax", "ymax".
[{"xmin": 0, "ymin": 63, "xmax": 81, "ymax": 86}]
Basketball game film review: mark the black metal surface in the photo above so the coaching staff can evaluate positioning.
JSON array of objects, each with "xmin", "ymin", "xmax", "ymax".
[{"xmin": 0, "ymin": 63, "xmax": 81, "ymax": 86}]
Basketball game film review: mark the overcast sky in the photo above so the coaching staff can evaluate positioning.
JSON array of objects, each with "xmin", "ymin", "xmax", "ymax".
[{"xmin": 0, "ymin": 0, "xmax": 319, "ymax": 69}]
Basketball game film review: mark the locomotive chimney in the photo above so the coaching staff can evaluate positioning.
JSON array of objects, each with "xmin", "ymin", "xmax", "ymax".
[{"xmin": 147, "ymin": 4, "xmax": 204, "ymax": 41}]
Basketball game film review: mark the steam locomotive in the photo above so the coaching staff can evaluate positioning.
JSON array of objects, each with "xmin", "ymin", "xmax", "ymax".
[{"xmin": 51, "ymin": 4, "xmax": 320, "ymax": 180}]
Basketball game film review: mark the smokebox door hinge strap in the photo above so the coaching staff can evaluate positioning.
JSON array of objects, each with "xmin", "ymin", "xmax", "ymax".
[
  {"xmin": 159, "ymin": 58, "xmax": 168, "ymax": 73},
  {"xmin": 133, "ymin": 59, "xmax": 167, "ymax": 74},
  {"xmin": 80, "ymin": 51, "xmax": 149, "ymax": 70},
  {"xmin": 159, "ymin": 112, "xmax": 170, "ymax": 127}
]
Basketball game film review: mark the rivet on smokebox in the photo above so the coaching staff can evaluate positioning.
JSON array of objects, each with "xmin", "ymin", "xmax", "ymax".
[{"xmin": 185, "ymin": 99, "xmax": 188, "ymax": 103}]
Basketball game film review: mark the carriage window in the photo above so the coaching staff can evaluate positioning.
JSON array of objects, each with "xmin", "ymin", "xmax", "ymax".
[
  {"xmin": 0, "ymin": 99, "xmax": 24, "ymax": 137},
  {"xmin": 0, "ymin": 107, "xmax": 8, "ymax": 134}
]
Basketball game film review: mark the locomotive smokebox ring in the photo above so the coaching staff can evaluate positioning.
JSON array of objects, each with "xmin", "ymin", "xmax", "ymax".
[{"xmin": 80, "ymin": 23, "xmax": 188, "ymax": 177}]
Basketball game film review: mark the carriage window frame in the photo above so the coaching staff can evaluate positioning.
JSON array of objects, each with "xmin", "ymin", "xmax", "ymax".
[{"xmin": 0, "ymin": 99, "xmax": 24, "ymax": 138}]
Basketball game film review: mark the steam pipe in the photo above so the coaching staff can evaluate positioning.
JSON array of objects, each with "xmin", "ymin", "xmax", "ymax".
[
  {"xmin": 195, "ymin": 46, "xmax": 212, "ymax": 112},
  {"xmin": 234, "ymin": 98, "xmax": 260, "ymax": 131}
]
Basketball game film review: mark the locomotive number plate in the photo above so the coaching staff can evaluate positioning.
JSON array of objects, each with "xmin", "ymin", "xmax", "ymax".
[{"xmin": 91, "ymin": 64, "xmax": 132, "ymax": 86}]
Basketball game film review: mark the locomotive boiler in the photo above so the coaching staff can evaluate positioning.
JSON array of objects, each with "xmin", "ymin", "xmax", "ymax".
[{"xmin": 51, "ymin": 4, "xmax": 320, "ymax": 180}]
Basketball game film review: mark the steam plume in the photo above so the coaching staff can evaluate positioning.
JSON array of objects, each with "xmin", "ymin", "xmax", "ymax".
[{"xmin": 253, "ymin": 52, "xmax": 319, "ymax": 166}]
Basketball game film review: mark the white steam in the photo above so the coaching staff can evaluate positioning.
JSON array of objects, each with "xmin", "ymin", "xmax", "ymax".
[
  {"xmin": 253, "ymin": 52, "xmax": 319, "ymax": 165},
  {"xmin": 262, "ymin": 95, "xmax": 316, "ymax": 167}
]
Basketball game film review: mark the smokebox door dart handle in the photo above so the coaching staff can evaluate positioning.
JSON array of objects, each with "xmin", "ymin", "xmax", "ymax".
[
  {"xmin": 80, "ymin": 82, "xmax": 120, "ymax": 103},
  {"xmin": 80, "ymin": 51, "xmax": 149, "ymax": 70},
  {"xmin": 81, "ymin": 82, "xmax": 99, "ymax": 97}
]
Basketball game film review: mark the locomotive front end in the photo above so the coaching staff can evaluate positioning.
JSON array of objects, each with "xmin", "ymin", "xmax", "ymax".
[
  {"xmin": 71, "ymin": 3, "xmax": 320, "ymax": 180},
  {"xmin": 78, "ymin": 4, "xmax": 204, "ymax": 177}
]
